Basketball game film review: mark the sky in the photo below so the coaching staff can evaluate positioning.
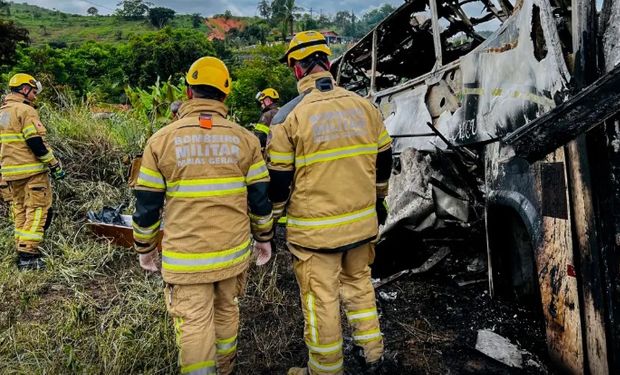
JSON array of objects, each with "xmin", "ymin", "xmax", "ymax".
[{"xmin": 16, "ymin": 0, "xmax": 406, "ymax": 17}]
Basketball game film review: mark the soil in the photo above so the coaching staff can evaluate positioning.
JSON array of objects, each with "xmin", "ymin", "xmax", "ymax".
[{"xmin": 236, "ymin": 228, "xmax": 555, "ymax": 375}]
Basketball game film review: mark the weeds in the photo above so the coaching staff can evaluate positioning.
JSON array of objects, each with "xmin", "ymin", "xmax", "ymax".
[{"xmin": 0, "ymin": 102, "xmax": 305, "ymax": 374}]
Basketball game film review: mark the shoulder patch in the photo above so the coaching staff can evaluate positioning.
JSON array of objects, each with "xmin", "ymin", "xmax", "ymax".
[{"xmin": 271, "ymin": 91, "xmax": 309, "ymax": 126}]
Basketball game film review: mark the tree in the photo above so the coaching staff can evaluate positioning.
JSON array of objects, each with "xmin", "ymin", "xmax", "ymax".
[
  {"xmin": 223, "ymin": 10, "xmax": 233, "ymax": 19},
  {"xmin": 238, "ymin": 23, "xmax": 268, "ymax": 45},
  {"xmin": 0, "ymin": 0, "xmax": 11, "ymax": 16},
  {"xmin": 359, "ymin": 4, "xmax": 395, "ymax": 33},
  {"xmin": 116, "ymin": 0, "xmax": 152, "ymax": 19},
  {"xmin": 227, "ymin": 44, "xmax": 297, "ymax": 126},
  {"xmin": 87, "ymin": 7, "xmax": 99, "ymax": 16},
  {"xmin": 122, "ymin": 27, "xmax": 216, "ymax": 88},
  {"xmin": 148, "ymin": 7, "xmax": 175, "ymax": 28},
  {"xmin": 0, "ymin": 20, "xmax": 29, "ymax": 67},
  {"xmin": 298, "ymin": 14, "xmax": 317, "ymax": 31},
  {"xmin": 272, "ymin": 0, "xmax": 300, "ymax": 40},
  {"xmin": 191, "ymin": 13, "xmax": 203, "ymax": 28},
  {"xmin": 334, "ymin": 11, "xmax": 350, "ymax": 28},
  {"xmin": 257, "ymin": 0, "xmax": 271, "ymax": 22}
]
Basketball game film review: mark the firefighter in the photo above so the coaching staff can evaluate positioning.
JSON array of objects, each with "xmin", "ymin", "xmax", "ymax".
[
  {"xmin": 132, "ymin": 56, "xmax": 274, "ymax": 375},
  {"xmin": 267, "ymin": 31, "xmax": 393, "ymax": 375},
  {"xmin": 252, "ymin": 88, "xmax": 280, "ymax": 151},
  {"xmin": 0, "ymin": 74, "xmax": 65, "ymax": 271}
]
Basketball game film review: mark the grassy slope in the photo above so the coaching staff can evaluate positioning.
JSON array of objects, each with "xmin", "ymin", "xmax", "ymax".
[
  {"xmin": 0, "ymin": 103, "xmax": 305, "ymax": 373},
  {"xmin": 5, "ymin": 2, "xmax": 212, "ymax": 45}
]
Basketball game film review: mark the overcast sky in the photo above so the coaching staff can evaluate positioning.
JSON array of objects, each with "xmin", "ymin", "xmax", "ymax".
[{"xmin": 16, "ymin": 0, "xmax": 406, "ymax": 16}]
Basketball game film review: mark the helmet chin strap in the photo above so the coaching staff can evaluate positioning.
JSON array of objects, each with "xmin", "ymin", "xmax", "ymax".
[
  {"xmin": 21, "ymin": 85, "xmax": 33, "ymax": 98},
  {"xmin": 294, "ymin": 64, "xmax": 306, "ymax": 80},
  {"xmin": 294, "ymin": 57, "xmax": 331, "ymax": 80}
]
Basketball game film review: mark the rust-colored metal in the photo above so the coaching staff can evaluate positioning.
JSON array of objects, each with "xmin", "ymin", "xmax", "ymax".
[{"xmin": 87, "ymin": 222, "xmax": 163, "ymax": 250}]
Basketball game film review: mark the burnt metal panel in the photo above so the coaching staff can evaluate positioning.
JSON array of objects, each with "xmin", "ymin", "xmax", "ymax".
[
  {"xmin": 445, "ymin": 0, "xmax": 570, "ymax": 146},
  {"xmin": 600, "ymin": 0, "xmax": 620, "ymax": 72},
  {"xmin": 540, "ymin": 162, "xmax": 568, "ymax": 219},
  {"xmin": 503, "ymin": 64, "xmax": 620, "ymax": 162}
]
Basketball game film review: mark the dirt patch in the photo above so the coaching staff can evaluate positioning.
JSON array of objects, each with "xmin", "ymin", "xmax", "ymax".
[{"xmin": 235, "ymin": 234, "xmax": 554, "ymax": 374}]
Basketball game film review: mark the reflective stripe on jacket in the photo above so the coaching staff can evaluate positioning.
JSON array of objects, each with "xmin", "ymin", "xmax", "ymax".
[
  {"xmin": 267, "ymin": 72, "xmax": 392, "ymax": 250},
  {"xmin": 0, "ymin": 94, "xmax": 55, "ymax": 181},
  {"xmin": 133, "ymin": 99, "xmax": 272, "ymax": 284}
]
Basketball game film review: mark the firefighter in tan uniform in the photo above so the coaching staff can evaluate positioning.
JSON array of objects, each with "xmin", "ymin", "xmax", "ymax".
[
  {"xmin": 252, "ymin": 88, "xmax": 280, "ymax": 151},
  {"xmin": 267, "ymin": 31, "xmax": 393, "ymax": 374},
  {"xmin": 0, "ymin": 74, "xmax": 66, "ymax": 270},
  {"xmin": 132, "ymin": 57, "xmax": 274, "ymax": 375}
]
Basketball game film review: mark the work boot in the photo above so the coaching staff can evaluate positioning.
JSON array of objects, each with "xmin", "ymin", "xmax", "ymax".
[
  {"xmin": 353, "ymin": 346, "xmax": 397, "ymax": 375},
  {"xmin": 17, "ymin": 252, "xmax": 46, "ymax": 271},
  {"xmin": 287, "ymin": 367, "xmax": 308, "ymax": 375},
  {"xmin": 363, "ymin": 355, "xmax": 398, "ymax": 374}
]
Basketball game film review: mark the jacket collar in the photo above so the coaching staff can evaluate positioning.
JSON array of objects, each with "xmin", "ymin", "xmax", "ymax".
[
  {"xmin": 261, "ymin": 103, "xmax": 278, "ymax": 113},
  {"xmin": 297, "ymin": 71, "xmax": 335, "ymax": 93},
  {"xmin": 4, "ymin": 93, "xmax": 31, "ymax": 106},
  {"xmin": 178, "ymin": 99, "xmax": 228, "ymax": 119}
]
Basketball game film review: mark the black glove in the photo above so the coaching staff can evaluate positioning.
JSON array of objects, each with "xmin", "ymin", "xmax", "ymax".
[
  {"xmin": 49, "ymin": 162, "xmax": 66, "ymax": 180},
  {"xmin": 376, "ymin": 198, "xmax": 388, "ymax": 226}
]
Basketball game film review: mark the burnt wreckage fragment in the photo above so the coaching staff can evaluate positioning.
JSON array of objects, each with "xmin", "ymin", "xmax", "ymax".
[{"xmin": 332, "ymin": 0, "xmax": 620, "ymax": 373}]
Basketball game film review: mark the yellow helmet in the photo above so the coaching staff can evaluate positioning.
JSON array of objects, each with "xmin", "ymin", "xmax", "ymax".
[
  {"xmin": 255, "ymin": 88, "xmax": 279, "ymax": 102},
  {"xmin": 185, "ymin": 56, "xmax": 232, "ymax": 95},
  {"xmin": 280, "ymin": 30, "xmax": 332, "ymax": 66},
  {"xmin": 9, "ymin": 73, "xmax": 43, "ymax": 93}
]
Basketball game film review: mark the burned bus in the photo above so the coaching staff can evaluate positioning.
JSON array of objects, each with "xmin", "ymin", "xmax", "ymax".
[{"xmin": 331, "ymin": 0, "xmax": 620, "ymax": 373}]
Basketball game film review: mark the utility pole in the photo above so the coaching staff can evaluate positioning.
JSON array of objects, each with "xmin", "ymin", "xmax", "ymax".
[{"xmin": 309, "ymin": 7, "xmax": 313, "ymax": 19}]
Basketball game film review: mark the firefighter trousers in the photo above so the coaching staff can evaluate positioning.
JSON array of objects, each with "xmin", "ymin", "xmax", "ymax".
[
  {"xmin": 164, "ymin": 271, "xmax": 248, "ymax": 375},
  {"xmin": 289, "ymin": 242, "xmax": 384, "ymax": 375},
  {"xmin": 7, "ymin": 173, "xmax": 53, "ymax": 255}
]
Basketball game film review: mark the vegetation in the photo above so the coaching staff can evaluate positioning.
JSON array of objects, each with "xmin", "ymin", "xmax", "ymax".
[
  {"xmin": 115, "ymin": 0, "xmax": 152, "ymax": 20},
  {"xmin": 227, "ymin": 44, "xmax": 297, "ymax": 125},
  {"xmin": 0, "ymin": 0, "xmax": 401, "ymax": 127},
  {"xmin": 0, "ymin": 19, "xmax": 29, "ymax": 67},
  {"xmin": 0, "ymin": 100, "xmax": 306, "ymax": 372},
  {"xmin": 147, "ymin": 7, "xmax": 175, "ymax": 29}
]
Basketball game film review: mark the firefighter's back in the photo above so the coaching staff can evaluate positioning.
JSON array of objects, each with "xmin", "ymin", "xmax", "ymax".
[
  {"xmin": 140, "ymin": 100, "xmax": 261, "ymax": 284},
  {"xmin": 270, "ymin": 72, "xmax": 390, "ymax": 249}
]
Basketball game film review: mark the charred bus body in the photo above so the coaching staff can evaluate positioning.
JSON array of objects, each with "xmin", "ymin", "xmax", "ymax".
[{"xmin": 331, "ymin": 0, "xmax": 620, "ymax": 373}]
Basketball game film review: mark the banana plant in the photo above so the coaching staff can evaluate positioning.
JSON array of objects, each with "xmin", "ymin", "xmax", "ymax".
[{"xmin": 124, "ymin": 77, "xmax": 186, "ymax": 138}]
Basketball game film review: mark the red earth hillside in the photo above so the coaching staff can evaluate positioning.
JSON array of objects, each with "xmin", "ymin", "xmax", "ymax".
[{"xmin": 206, "ymin": 17, "xmax": 247, "ymax": 40}]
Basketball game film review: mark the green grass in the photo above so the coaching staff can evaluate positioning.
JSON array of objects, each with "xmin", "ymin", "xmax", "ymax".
[
  {"xmin": 4, "ymin": 2, "xmax": 211, "ymax": 46},
  {"xmin": 0, "ymin": 101, "xmax": 176, "ymax": 373},
  {"xmin": 0, "ymin": 102, "xmax": 306, "ymax": 373}
]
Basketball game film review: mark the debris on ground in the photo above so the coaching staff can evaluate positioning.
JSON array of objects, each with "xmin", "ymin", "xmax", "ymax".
[
  {"xmin": 475, "ymin": 329, "xmax": 524, "ymax": 368},
  {"xmin": 372, "ymin": 246, "xmax": 451, "ymax": 288},
  {"xmin": 378, "ymin": 291, "xmax": 397, "ymax": 302}
]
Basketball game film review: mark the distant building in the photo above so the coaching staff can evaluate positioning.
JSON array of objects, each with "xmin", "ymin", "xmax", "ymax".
[
  {"xmin": 287, "ymin": 31, "xmax": 346, "ymax": 44},
  {"xmin": 321, "ymin": 30, "xmax": 344, "ymax": 44}
]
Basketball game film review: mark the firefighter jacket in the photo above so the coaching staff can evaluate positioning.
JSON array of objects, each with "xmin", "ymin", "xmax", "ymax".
[
  {"xmin": 267, "ymin": 71, "xmax": 393, "ymax": 251},
  {"xmin": 0, "ymin": 94, "xmax": 58, "ymax": 181},
  {"xmin": 132, "ymin": 99, "xmax": 274, "ymax": 285},
  {"xmin": 256, "ymin": 105, "xmax": 279, "ymax": 134},
  {"xmin": 253, "ymin": 105, "xmax": 279, "ymax": 150}
]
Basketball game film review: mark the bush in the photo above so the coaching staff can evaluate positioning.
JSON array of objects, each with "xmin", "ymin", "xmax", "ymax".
[
  {"xmin": 5, "ymin": 42, "xmax": 127, "ymax": 102},
  {"xmin": 0, "ymin": 20, "xmax": 30, "ymax": 67},
  {"xmin": 121, "ymin": 27, "xmax": 216, "ymax": 89},
  {"xmin": 227, "ymin": 44, "xmax": 297, "ymax": 126}
]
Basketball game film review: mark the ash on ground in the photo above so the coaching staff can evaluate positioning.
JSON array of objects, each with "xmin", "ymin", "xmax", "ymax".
[{"xmin": 237, "ymin": 228, "xmax": 553, "ymax": 374}]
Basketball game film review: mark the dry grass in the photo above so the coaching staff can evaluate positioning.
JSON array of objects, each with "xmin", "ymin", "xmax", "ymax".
[{"xmin": 0, "ymin": 103, "xmax": 308, "ymax": 374}]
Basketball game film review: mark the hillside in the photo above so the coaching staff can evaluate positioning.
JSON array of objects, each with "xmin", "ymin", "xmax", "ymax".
[{"xmin": 4, "ymin": 2, "xmax": 213, "ymax": 45}]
